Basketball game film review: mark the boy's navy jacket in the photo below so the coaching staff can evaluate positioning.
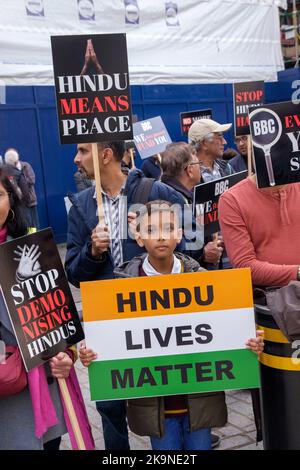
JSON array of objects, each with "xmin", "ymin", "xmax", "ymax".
[{"xmin": 65, "ymin": 169, "xmax": 200, "ymax": 287}]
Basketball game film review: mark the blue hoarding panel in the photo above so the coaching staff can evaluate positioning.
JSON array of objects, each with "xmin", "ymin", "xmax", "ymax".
[{"xmin": 0, "ymin": 68, "xmax": 298, "ymax": 241}]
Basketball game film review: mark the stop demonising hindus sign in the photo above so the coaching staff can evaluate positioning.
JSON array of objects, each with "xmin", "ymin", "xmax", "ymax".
[
  {"xmin": 249, "ymin": 101, "xmax": 300, "ymax": 188},
  {"xmin": 0, "ymin": 229, "xmax": 84, "ymax": 371},
  {"xmin": 51, "ymin": 33, "xmax": 133, "ymax": 144},
  {"xmin": 81, "ymin": 269, "xmax": 260, "ymax": 401}
]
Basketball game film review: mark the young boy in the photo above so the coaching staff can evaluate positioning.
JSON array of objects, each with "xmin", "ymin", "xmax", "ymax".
[{"xmin": 80, "ymin": 200, "xmax": 264, "ymax": 450}]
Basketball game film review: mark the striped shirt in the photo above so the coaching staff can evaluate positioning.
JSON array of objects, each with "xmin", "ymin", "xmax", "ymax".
[
  {"xmin": 200, "ymin": 161, "xmax": 222, "ymax": 183},
  {"xmin": 94, "ymin": 184, "xmax": 126, "ymax": 268}
]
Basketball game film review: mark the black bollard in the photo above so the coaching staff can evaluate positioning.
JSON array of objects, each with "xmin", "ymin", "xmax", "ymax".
[{"xmin": 255, "ymin": 304, "xmax": 300, "ymax": 450}]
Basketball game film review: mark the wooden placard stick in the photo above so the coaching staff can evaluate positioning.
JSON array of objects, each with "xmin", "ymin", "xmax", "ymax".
[
  {"xmin": 129, "ymin": 148, "xmax": 135, "ymax": 169},
  {"xmin": 58, "ymin": 378, "xmax": 86, "ymax": 450},
  {"xmin": 91, "ymin": 142, "xmax": 105, "ymax": 222},
  {"xmin": 157, "ymin": 153, "xmax": 162, "ymax": 164},
  {"xmin": 247, "ymin": 135, "xmax": 252, "ymax": 177}
]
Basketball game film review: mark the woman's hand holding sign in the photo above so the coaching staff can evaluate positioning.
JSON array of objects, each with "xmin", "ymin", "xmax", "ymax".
[{"xmin": 49, "ymin": 352, "xmax": 73, "ymax": 379}]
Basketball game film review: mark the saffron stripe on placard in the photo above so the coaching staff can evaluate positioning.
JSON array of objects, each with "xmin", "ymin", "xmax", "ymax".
[{"xmin": 81, "ymin": 268, "xmax": 253, "ymax": 322}]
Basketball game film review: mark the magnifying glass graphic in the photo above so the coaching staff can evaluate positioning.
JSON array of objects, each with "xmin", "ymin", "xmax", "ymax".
[{"xmin": 249, "ymin": 108, "xmax": 282, "ymax": 187}]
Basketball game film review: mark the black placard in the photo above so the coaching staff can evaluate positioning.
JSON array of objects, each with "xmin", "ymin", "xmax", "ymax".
[
  {"xmin": 0, "ymin": 229, "xmax": 84, "ymax": 371},
  {"xmin": 249, "ymin": 101, "xmax": 300, "ymax": 188},
  {"xmin": 233, "ymin": 81, "xmax": 264, "ymax": 136},
  {"xmin": 180, "ymin": 109, "xmax": 213, "ymax": 135},
  {"xmin": 51, "ymin": 33, "xmax": 133, "ymax": 144},
  {"xmin": 193, "ymin": 171, "xmax": 248, "ymax": 237}
]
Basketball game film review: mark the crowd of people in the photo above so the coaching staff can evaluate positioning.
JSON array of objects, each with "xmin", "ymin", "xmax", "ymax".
[{"xmin": 1, "ymin": 115, "xmax": 298, "ymax": 450}]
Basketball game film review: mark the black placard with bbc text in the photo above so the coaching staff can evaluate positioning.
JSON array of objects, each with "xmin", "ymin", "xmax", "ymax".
[
  {"xmin": 133, "ymin": 116, "xmax": 172, "ymax": 159},
  {"xmin": 193, "ymin": 171, "xmax": 248, "ymax": 237}
]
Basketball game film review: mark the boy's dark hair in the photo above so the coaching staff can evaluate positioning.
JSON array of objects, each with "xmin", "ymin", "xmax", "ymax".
[
  {"xmin": 97, "ymin": 141, "xmax": 126, "ymax": 162},
  {"xmin": 136, "ymin": 199, "xmax": 179, "ymax": 233}
]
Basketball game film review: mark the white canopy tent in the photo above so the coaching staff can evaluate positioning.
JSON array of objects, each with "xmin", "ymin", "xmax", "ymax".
[{"xmin": 0, "ymin": 0, "xmax": 286, "ymax": 85}]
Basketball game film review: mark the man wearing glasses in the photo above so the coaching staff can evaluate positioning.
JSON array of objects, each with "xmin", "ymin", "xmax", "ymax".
[
  {"xmin": 188, "ymin": 119, "xmax": 234, "ymax": 182},
  {"xmin": 160, "ymin": 142, "xmax": 201, "ymax": 206},
  {"xmin": 229, "ymin": 135, "xmax": 248, "ymax": 173}
]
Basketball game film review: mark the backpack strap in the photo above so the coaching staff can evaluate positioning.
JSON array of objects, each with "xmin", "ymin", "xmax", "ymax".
[{"xmin": 132, "ymin": 178, "xmax": 155, "ymax": 205}]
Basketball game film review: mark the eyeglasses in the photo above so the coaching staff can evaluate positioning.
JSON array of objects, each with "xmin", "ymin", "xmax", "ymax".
[
  {"xmin": 235, "ymin": 136, "xmax": 248, "ymax": 144},
  {"xmin": 184, "ymin": 161, "xmax": 201, "ymax": 170}
]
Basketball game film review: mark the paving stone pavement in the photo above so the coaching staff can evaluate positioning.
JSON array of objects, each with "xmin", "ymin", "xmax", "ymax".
[{"xmin": 59, "ymin": 244, "xmax": 263, "ymax": 451}]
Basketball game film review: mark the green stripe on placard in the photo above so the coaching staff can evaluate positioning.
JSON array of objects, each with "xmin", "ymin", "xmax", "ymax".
[{"xmin": 88, "ymin": 349, "xmax": 260, "ymax": 401}]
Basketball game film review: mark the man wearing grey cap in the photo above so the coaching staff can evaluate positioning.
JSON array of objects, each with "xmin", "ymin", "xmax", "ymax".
[{"xmin": 188, "ymin": 118, "xmax": 234, "ymax": 182}]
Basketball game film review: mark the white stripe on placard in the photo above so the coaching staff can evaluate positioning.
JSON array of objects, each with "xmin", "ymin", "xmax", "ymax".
[{"xmin": 83, "ymin": 308, "xmax": 256, "ymax": 361}]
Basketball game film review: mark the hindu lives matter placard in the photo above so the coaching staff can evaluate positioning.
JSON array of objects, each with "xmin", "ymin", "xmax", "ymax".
[
  {"xmin": 51, "ymin": 33, "xmax": 133, "ymax": 144},
  {"xmin": 81, "ymin": 269, "xmax": 260, "ymax": 401},
  {"xmin": 0, "ymin": 229, "xmax": 84, "ymax": 371}
]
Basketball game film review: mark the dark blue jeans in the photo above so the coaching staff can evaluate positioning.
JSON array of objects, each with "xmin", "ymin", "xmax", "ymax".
[
  {"xmin": 150, "ymin": 416, "xmax": 211, "ymax": 451},
  {"xmin": 96, "ymin": 400, "xmax": 130, "ymax": 450}
]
